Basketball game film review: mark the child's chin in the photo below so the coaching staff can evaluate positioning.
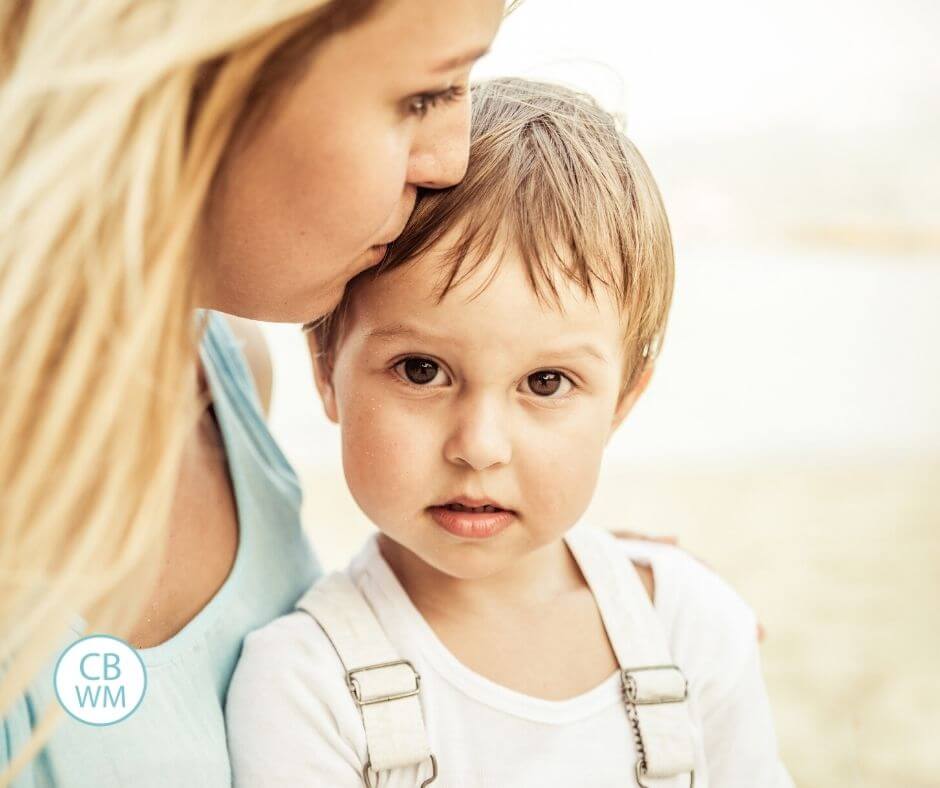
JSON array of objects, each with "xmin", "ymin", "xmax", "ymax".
[
  {"xmin": 421, "ymin": 549, "xmax": 511, "ymax": 581},
  {"xmin": 379, "ymin": 529, "xmax": 514, "ymax": 581}
]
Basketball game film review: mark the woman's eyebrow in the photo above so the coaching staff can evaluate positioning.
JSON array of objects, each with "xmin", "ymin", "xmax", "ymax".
[{"xmin": 431, "ymin": 46, "xmax": 491, "ymax": 73}]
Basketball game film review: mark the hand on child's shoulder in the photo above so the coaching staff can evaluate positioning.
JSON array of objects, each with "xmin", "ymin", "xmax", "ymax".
[
  {"xmin": 617, "ymin": 537, "xmax": 757, "ymax": 639},
  {"xmin": 615, "ymin": 537, "xmax": 759, "ymax": 712},
  {"xmin": 630, "ymin": 560, "xmax": 655, "ymax": 602},
  {"xmin": 613, "ymin": 528, "xmax": 766, "ymax": 643}
]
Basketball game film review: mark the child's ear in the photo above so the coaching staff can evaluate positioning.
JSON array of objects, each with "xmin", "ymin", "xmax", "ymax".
[
  {"xmin": 306, "ymin": 331, "xmax": 339, "ymax": 424},
  {"xmin": 610, "ymin": 364, "xmax": 655, "ymax": 436}
]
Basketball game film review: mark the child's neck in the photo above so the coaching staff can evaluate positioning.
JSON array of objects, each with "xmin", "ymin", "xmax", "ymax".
[
  {"xmin": 375, "ymin": 531, "xmax": 622, "ymax": 702},
  {"xmin": 376, "ymin": 533, "xmax": 587, "ymax": 622}
]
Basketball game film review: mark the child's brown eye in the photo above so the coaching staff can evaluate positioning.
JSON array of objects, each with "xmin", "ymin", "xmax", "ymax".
[
  {"xmin": 406, "ymin": 358, "xmax": 436, "ymax": 384},
  {"xmin": 395, "ymin": 357, "xmax": 445, "ymax": 386},
  {"xmin": 525, "ymin": 371, "xmax": 572, "ymax": 398}
]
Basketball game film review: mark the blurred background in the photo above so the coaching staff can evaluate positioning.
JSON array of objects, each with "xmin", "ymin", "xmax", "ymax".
[{"xmin": 258, "ymin": 2, "xmax": 940, "ymax": 785}]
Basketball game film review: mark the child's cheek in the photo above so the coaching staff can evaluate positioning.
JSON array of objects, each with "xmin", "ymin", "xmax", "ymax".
[
  {"xmin": 518, "ymin": 410, "xmax": 608, "ymax": 528},
  {"xmin": 340, "ymin": 397, "xmax": 437, "ymax": 527}
]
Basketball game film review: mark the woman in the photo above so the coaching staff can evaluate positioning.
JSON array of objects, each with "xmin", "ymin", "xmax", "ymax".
[{"xmin": 1, "ymin": 1, "xmax": 504, "ymax": 785}]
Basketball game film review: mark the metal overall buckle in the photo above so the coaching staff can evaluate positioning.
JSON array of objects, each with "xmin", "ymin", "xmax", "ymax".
[
  {"xmin": 362, "ymin": 754, "xmax": 438, "ymax": 788},
  {"xmin": 622, "ymin": 665, "xmax": 695, "ymax": 788},
  {"xmin": 347, "ymin": 659, "xmax": 439, "ymax": 787}
]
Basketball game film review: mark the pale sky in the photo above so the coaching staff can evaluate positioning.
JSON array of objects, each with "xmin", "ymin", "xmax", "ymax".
[{"xmin": 477, "ymin": 0, "xmax": 939, "ymax": 140}]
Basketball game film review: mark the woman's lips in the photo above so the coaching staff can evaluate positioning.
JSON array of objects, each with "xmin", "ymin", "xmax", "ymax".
[{"xmin": 428, "ymin": 505, "xmax": 515, "ymax": 539}]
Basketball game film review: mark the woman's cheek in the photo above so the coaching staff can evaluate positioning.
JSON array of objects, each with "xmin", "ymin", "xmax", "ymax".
[{"xmin": 348, "ymin": 126, "xmax": 412, "ymax": 237}]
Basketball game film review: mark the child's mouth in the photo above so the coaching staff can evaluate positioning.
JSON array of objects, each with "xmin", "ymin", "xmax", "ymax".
[
  {"xmin": 442, "ymin": 503, "xmax": 502, "ymax": 513},
  {"xmin": 427, "ymin": 498, "xmax": 515, "ymax": 539}
]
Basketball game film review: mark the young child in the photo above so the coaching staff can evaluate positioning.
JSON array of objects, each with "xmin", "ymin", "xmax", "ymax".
[{"xmin": 225, "ymin": 78, "xmax": 793, "ymax": 787}]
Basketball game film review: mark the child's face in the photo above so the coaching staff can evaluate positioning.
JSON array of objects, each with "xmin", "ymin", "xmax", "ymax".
[{"xmin": 313, "ymin": 235, "xmax": 648, "ymax": 580}]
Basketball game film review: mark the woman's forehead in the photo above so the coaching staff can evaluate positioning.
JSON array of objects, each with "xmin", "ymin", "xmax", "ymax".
[{"xmin": 318, "ymin": 0, "xmax": 503, "ymax": 77}]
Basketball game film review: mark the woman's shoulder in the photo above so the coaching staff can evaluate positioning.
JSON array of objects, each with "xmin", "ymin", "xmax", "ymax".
[
  {"xmin": 219, "ymin": 314, "xmax": 273, "ymax": 415},
  {"xmin": 199, "ymin": 311, "xmax": 269, "ymax": 411},
  {"xmin": 198, "ymin": 309, "xmax": 303, "ymax": 499}
]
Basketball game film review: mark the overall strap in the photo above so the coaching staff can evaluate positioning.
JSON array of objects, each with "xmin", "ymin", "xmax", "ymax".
[
  {"xmin": 295, "ymin": 572, "xmax": 438, "ymax": 787},
  {"xmin": 565, "ymin": 526, "xmax": 697, "ymax": 787}
]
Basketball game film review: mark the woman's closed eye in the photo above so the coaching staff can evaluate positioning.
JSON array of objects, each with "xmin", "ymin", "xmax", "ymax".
[
  {"xmin": 393, "ymin": 356, "xmax": 451, "ymax": 387},
  {"xmin": 520, "ymin": 370, "xmax": 575, "ymax": 399},
  {"xmin": 405, "ymin": 84, "xmax": 467, "ymax": 118}
]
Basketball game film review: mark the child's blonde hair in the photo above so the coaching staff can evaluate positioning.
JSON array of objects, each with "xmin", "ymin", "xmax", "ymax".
[{"xmin": 309, "ymin": 77, "xmax": 674, "ymax": 395}]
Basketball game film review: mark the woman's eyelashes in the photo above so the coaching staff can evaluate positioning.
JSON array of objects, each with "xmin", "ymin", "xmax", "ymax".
[
  {"xmin": 405, "ymin": 84, "xmax": 467, "ymax": 118},
  {"xmin": 391, "ymin": 356, "xmax": 577, "ymax": 400}
]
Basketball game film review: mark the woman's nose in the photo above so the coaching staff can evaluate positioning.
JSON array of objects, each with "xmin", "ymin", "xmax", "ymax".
[
  {"xmin": 406, "ymin": 101, "xmax": 471, "ymax": 189},
  {"xmin": 443, "ymin": 396, "xmax": 512, "ymax": 471}
]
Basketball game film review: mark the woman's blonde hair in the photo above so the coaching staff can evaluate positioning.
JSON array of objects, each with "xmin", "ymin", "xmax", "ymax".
[
  {"xmin": 0, "ymin": 1, "xmax": 376, "ymax": 781},
  {"xmin": 309, "ymin": 77, "xmax": 674, "ymax": 396}
]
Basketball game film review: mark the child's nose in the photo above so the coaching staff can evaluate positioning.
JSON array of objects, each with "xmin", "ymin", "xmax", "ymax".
[{"xmin": 443, "ymin": 396, "xmax": 512, "ymax": 471}]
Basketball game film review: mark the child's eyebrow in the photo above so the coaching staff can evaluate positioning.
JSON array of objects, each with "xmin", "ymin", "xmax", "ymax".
[
  {"xmin": 365, "ymin": 323, "xmax": 448, "ymax": 345},
  {"xmin": 366, "ymin": 324, "xmax": 608, "ymax": 365},
  {"xmin": 539, "ymin": 344, "xmax": 609, "ymax": 365}
]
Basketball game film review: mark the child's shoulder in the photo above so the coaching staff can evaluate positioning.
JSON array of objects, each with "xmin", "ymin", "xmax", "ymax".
[
  {"xmin": 238, "ymin": 603, "xmax": 344, "ymax": 675},
  {"xmin": 225, "ymin": 576, "xmax": 371, "ymax": 782},
  {"xmin": 232, "ymin": 560, "xmax": 381, "ymax": 690},
  {"xmin": 228, "ymin": 590, "xmax": 354, "ymax": 720},
  {"xmin": 613, "ymin": 536, "xmax": 759, "ymax": 708}
]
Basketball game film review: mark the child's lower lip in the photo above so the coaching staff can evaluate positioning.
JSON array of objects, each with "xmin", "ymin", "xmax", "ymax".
[{"xmin": 427, "ymin": 506, "xmax": 515, "ymax": 539}]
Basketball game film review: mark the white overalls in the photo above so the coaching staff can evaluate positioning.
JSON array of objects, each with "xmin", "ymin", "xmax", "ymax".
[{"xmin": 295, "ymin": 526, "xmax": 699, "ymax": 787}]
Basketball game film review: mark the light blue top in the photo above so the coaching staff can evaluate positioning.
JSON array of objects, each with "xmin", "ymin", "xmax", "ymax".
[{"xmin": 1, "ymin": 311, "xmax": 321, "ymax": 787}]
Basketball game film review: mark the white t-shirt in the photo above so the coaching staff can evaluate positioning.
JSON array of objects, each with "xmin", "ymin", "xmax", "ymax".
[{"xmin": 226, "ymin": 531, "xmax": 793, "ymax": 787}]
